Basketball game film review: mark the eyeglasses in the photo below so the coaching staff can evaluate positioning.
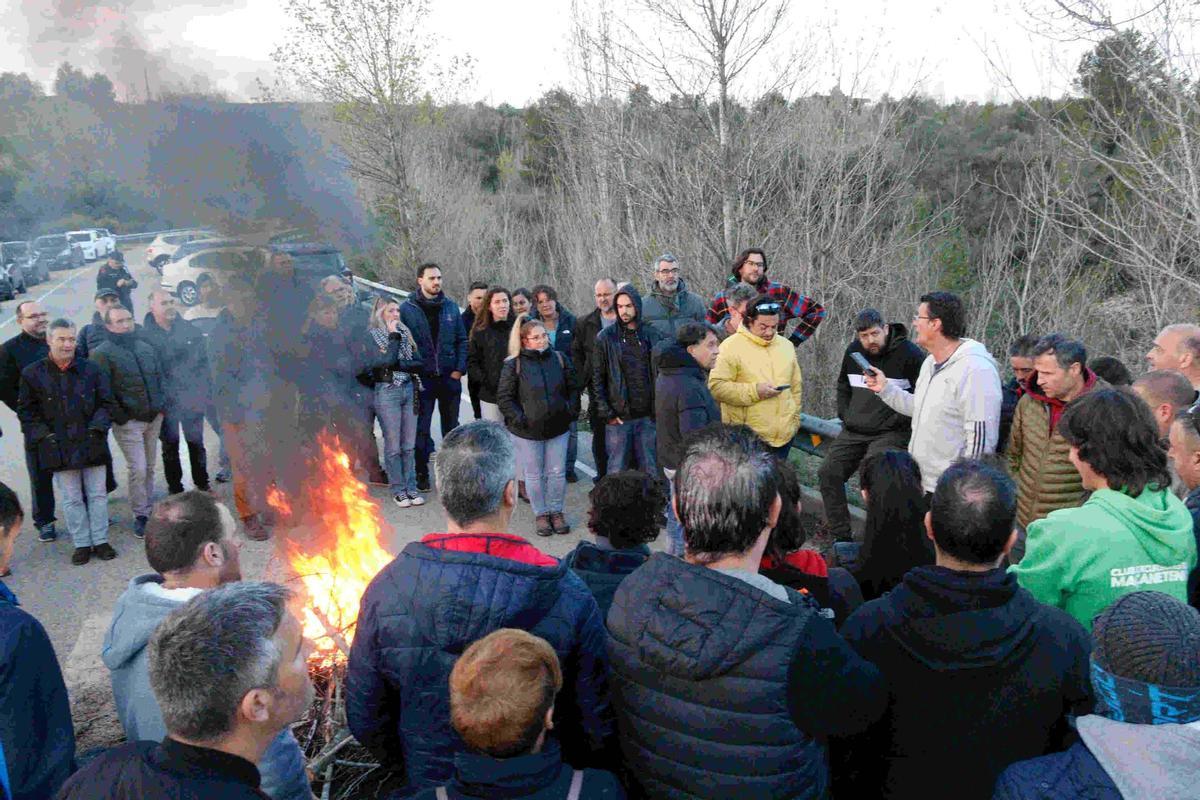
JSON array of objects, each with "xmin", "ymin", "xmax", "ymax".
[
  {"xmin": 744, "ymin": 259, "xmax": 765, "ymax": 267},
  {"xmin": 912, "ymin": 315, "xmax": 934, "ymax": 322},
  {"xmin": 657, "ymin": 267, "xmax": 680, "ymax": 275}
]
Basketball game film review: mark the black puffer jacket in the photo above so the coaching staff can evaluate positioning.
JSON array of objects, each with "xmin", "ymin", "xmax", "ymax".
[
  {"xmin": 17, "ymin": 357, "xmax": 113, "ymax": 472},
  {"xmin": 607, "ymin": 554, "xmax": 886, "ymax": 799},
  {"xmin": 75, "ymin": 312, "xmax": 109, "ymax": 361},
  {"xmin": 87, "ymin": 333, "xmax": 165, "ymax": 425},
  {"xmin": 592, "ymin": 287, "xmax": 665, "ymax": 422},
  {"xmin": 140, "ymin": 314, "xmax": 210, "ymax": 415},
  {"xmin": 654, "ymin": 342, "xmax": 720, "ymax": 471},
  {"xmin": 466, "ymin": 318, "xmax": 514, "ymax": 403},
  {"xmin": 497, "ymin": 347, "xmax": 578, "ymax": 441},
  {"xmin": 0, "ymin": 331, "xmax": 48, "ymax": 413},
  {"xmin": 835, "ymin": 322, "xmax": 925, "ymax": 436}
]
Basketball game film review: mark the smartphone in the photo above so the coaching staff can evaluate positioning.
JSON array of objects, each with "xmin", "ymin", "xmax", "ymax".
[
  {"xmin": 774, "ymin": 384, "xmax": 791, "ymax": 391},
  {"xmin": 849, "ymin": 352, "xmax": 874, "ymax": 374}
]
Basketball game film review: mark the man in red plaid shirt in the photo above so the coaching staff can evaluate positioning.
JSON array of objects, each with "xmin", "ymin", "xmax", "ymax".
[{"xmin": 706, "ymin": 248, "xmax": 826, "ymax": 346}]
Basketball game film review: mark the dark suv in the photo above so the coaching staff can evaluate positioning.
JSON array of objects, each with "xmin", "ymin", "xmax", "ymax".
[
  {"xmin": 33, "ymin": 235, "xmax": 85, "ymax": 272},
  {"xmin": 1, "ymin": 241, "xmax": 45, "ymax": 286}
]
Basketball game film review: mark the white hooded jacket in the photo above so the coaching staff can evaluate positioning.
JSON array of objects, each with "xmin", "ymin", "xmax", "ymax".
[{"xmin": 878, "ymin": 338, "xmax": 1002, "ymax": 493}]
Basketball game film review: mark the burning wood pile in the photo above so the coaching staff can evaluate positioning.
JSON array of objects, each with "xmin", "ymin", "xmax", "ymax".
[{"xmin": 267, "ymin": 433, "xmax": 394, "ymax": 798}]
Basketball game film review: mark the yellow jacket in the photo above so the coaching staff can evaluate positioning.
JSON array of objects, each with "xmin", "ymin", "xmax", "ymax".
[{"xmin": 707, "ymin": 326, "xmax": 802, "ymax": 447}]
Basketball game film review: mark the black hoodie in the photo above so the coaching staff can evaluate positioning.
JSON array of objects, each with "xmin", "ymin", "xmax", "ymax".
[
  {"xmin": 836, "ymin": 322, "xmax": 926, "ymax": 436},
  {"xmin": 834, "ymin": 566, "xmax": 1093, "ymax": 800},
  {"xmin": 654, "ymin": 342, "xmax": 719, "ymax": 470},
  {"xmin": 592, "ymin": 286, "xmax": 665, "ymax": 421}
]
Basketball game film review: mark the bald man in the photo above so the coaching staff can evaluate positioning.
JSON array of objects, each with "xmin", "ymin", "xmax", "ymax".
[
  {"xmin": 1147, "ymin": 324, "xmax": 1200, "ymax": 400},
  {"xmin": 141, "ymin": 290, "xmax": 211, "ymax": 496}
]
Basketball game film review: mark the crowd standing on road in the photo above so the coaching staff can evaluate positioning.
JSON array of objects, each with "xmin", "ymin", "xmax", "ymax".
[{"xmin": 4, "ymin": 240, "xmax": 1200, "ymax": 799}]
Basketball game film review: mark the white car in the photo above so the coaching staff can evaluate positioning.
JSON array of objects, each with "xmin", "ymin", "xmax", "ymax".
[
  {"xmin": 161, "ymin": 243, "xmax": 256, "ymax": 306},
  {"xmin": 67, "ymin": 229, "xmax": 101, "ymax": 261},
  {"xmin": 92, "ymin": 228, "xmax": 116, "ymax": 257},
  {"xmin": 145, "ymin": 229, "xmax": 217, "ymax": 271}
]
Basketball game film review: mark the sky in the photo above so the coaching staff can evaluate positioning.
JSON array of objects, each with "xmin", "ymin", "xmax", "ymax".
[{"xmin": 0, "ymin": 0, "xmax": 1133, "ymax": 105}]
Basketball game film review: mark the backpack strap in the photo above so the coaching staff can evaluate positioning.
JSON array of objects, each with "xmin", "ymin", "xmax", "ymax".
[
  {"xmin": 567, "ymin": 770, "xmax": 584, "ymax": 800},
  {"xmin": 435, "ymin": 788, "xmax": 449, "ymax": 800}
]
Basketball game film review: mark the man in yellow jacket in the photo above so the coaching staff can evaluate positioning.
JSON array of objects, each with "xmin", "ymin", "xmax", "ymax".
[{"xmin": 708, "ymin": 297, "xmax": 802, "ymax": 457}]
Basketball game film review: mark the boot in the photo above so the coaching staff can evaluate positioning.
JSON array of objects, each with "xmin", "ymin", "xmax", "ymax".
[
  {"xmin": 535, "ymin": 514, "xmax": 555, "ymax": 537},
  {"xmin": 519, "ymin": 480, "xmax": 530, "ymax": 504},
  {"xmin": 550, "ymin": 512, "xmax": 571, "ymax": 535}
]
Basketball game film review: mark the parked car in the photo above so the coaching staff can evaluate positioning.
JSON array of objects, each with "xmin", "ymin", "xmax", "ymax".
[
  {"xmin": 145, "ymin": 229, "xmax": 216, "ymax": 272},
  {"xmin": 162, "ymin": 242, "xmax": 255, "ymax": 306},
  {"xmin": 67, "ymin": 230, "xmax": 102, "ymax": 261},
  {"xmin": 93, "ymin": 228, "xmax": 116, "ymax": 257},
  {"xmin": 272, "ymin": 242, "xmax": 348, "ymax": 288},
  {"xmin": 1, "ymin": 241, "xmax": 46, "ymax": 286},
  {"xmin": 33, "ymin": 235, "xmax": 85, "ymax": 272},
  {"xmin": 0, "ymin": 266, "xmax": 13, "ymax": 301}
]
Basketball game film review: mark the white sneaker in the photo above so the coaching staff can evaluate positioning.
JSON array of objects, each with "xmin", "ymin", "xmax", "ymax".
[
  {"xmin": 407, "ymin": 493, "xmax": 425, "ymax": 507},
  {"xmin": 393, "ymin": 494, "xmax": 412, "ymax": 509}
]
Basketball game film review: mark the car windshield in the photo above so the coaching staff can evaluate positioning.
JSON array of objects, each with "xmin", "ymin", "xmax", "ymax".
[
  {"xmin": 68, "ymin": 232, "xmax": 91, "ymax": 243},
  {"xmin": 35, "ymin": 236, "xmax": 66, "ymax": 250},
  {"xmin": 171, "ymin": 239, "xmax": 239, "ymax": 262}
]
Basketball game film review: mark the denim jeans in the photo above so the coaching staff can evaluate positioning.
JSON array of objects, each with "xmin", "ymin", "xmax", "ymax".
[
  {"xmin": 416, "ymin": 373, "xmax": 462, "ymax": 479},
  {"xmin": 663, "ymin": 467, "xmax": 684, "ymax": 557},
  {"xmin": 375, "ymin": 382, "xmax": 418, "ymax": 497},
  {"xmin": 53, "ymin": 466, "xmax": 108, "ymax": 548},
  {"xmin": 604, "ymin": 416, "xmax": 657, "ymax": 474},
  {"xmin": 160, "ymin": 406, "xmax": 209, "ymax": 491},
  {"xmin": 512, "ymin": 432, "xmax": 569, "ymax": 516},
  {"xmin": 111, "ymin": 415, "xmax": 163, "ymax": 518}
]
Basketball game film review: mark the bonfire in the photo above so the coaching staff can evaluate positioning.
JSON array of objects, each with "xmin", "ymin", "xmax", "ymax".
[{"xmin": 267, "ymin": 432, "xmax": 395, "ymax": 798}]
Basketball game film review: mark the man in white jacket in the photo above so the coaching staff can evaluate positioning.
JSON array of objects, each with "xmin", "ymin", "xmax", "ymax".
[{"xmin": 864, "ymin": 291, "xmax": 1002, "ymax": 496}]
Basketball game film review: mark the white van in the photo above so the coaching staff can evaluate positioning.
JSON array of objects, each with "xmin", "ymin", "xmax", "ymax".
[{"xmin": 66, "ymin": 230, "xmax": 101, "ymax": 261}]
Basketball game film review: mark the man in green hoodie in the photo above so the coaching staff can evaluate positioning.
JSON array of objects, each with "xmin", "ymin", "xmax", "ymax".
[{"xmin": 1012, "ymin": 387, "xmax": 1197, "ymax": 631}]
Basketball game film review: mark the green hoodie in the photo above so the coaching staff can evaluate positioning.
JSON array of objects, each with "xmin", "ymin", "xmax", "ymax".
[{"xmin": 1012, "ymin": 487, "xmax": 1196, "ymax": 631}]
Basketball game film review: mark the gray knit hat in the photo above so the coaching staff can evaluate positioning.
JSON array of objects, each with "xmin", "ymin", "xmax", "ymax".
[{"xmin": 1093, "ymin": 591, "xmax": 1200, "ymax": 686}]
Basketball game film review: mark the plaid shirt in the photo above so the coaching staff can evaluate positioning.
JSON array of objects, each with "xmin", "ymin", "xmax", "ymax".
[{"xmin": 705, "ymin": 278, "xmax": 826, "ymax": 344}]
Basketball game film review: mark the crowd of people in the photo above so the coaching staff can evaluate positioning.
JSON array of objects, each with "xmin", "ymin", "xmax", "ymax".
[{"xmin": 1, "ymin": 244, "xmax": 1200, "ymax": 798}]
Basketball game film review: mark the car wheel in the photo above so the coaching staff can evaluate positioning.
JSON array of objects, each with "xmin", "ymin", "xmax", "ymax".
[{"xmin": 177, "ymin": 281, "xmax": 199, "ymax": 306}]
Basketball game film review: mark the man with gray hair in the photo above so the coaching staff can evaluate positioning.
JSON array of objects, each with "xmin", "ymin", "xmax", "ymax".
[
  {"xmin": 642, "ymin": 252, "xmax": 708, "ymax": 340},
  {"xmin": 57, "ymin": 582, "xmax": 313, "ymax": 799},
  {"xmin": 713, "ymin": 281, "xmax": 758, "ymax": 342},
  {"xmin": 101, "ymin": 491, "xmax": 311, "ymax": 800},
  {"xmin": 606, "ymin": 424, "xmax": 885, "ymax": 798},
  {"xmin": 1147, "ymin": 323, "xmax": 1200, "ymax": 400},
  {"xmin": 346, "ymin": 420, "xmax": 613, "ymax": 792},
  {"xmin": 1007, "ymin": 333, "xmax": 1105, "ymax": 531}
]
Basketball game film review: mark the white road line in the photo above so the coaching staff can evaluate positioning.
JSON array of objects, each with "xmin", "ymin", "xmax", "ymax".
[{"xmin": 0, "ymin": 269, "xmax": 88, "ymax": 330}]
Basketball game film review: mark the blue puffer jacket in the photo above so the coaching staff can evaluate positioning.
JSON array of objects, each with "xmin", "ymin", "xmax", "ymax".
[
  {"xmin": 606, "ymin": 554, "xmax": 886, "ymax": 799},
  {"xmin": 564, "ymin": 541, "xmax": 649, "ymax": 621},
  {"xmin": 400, "ymin": 292, "xmax": 467, "ymax": 378},
  {"xmin": 992, "ymin": 743, "xmax": 1121, "ymax": 800},
  {"xmin": 346, "ymin": 533, "xmax": 613, "ymax": 794}
]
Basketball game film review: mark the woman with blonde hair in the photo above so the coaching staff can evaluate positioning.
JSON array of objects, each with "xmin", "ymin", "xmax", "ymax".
[
  {"xmin": 497, "ymin": 318, "xmax": 579, "ymax": 536},
  {"xmin": 368, "ymin": 296, "xmax": 425, "ymax": 507}
]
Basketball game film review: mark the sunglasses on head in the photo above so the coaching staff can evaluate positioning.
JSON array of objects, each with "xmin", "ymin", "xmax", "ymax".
[{"xmin": 747, "ymin": 300, "xmax": 781, "ymax": 318}]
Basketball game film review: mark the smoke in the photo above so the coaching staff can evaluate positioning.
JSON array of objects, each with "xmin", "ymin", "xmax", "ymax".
[{"xmin": 19, "ymin": 0, "xmax": 251, "ymax": 99}]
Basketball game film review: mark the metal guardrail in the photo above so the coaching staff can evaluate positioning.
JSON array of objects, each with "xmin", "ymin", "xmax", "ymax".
[
  {"xmin": 792, "ymin": 413, "xmax": 843, "ymax": 457},
  {"xmin": 115, "ymin": 228, "xmax": 184, "ymax": 244}
]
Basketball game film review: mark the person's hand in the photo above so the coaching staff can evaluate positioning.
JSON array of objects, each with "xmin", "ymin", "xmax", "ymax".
[
  {"xmin": 864, "ymin": 367, "xmax": 887, "ymax": 393},
  {"xmin": 608, "ymin": 417, "xmax": 624, "ymax": 425},
  {"xmin": 386, "ymin": 318, "xmax": 400, "ymax": 334},
  {"xmin": 756, "ymin": 383, "xmax": 781, "ymax": 399},
  {"xmin": 450, "ymin": 370, "xmax": 462, "ymax": 381}
]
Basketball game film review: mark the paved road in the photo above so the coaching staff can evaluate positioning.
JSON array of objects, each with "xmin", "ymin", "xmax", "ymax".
[{"xmin": 0, "ymin": 248, "xmax": 615, "ymax": 679}]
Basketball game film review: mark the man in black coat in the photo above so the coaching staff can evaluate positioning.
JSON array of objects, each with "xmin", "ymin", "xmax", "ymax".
[
  {"xmin": 141, "ymin": 290, "xmax": 210, "ymax": 494},
  {"xmin": 655, "ymin": 321, "xmax": 720, "ymax": 556},
  {"xmin": 572, "ymin": 278, "xmax": 618, "ymax": 481},
  {"xmin": 57, "ymin": 582, "xmax": 314, "ymax": 800},
  {"xmin": 18, "ymin": 318, "xmax": 116, "ymax": 565},
  {"xmin": 76, "ymin": 288, "xmax": 121, "ymax": 360},
  {"xmin": 0, "ymin": 482, "xmax": 75, "ymax": 799},
  {"xmin": 819, "ymin": 308, "xmax": 926, "ymax": 541},
  {"xmin": 0, "ymin": 300, "xmax": 55, "ymax": 541},
  {"xmin": 95, "ymin": 251, "xmax": 138, "ymax": 316},
  {"xmin": 833, "ymin": 459, "xmax": 1093, "ymax": 800},
  {"xmin": 592, "ymin": 285, "xmax": 665, "ymax": 475},
  {"xmin": 607, "ymin": 425, "xmax": 885, "ymax": 799}
]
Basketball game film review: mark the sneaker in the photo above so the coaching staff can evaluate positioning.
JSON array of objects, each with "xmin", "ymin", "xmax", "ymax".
[
  {"xmin": 416, "ymin": 475, "xmax": 431, "ymax": 493},
  {"xmin": 535, "ymin": 514, "xmax": 555, "ymax": 538},
  {"xmin": 550, "ymin": 512, "xmax": 571, "ymax": 535},
  {"xmin": 134, "ymin": 516, "xmax": 148, "ymax": 539},
  {"xmin": 93, "ymin": 543, "xmax": 118, "ymax": 561},
  {"xmin": 71, "ymin": 547, "xmax": 92, "ymax": 566},
  {"xmin": 565, "ymin": 471, "xmax": 579, "ymax": 484},
  {"xmin": 407, "ymin": 493, "xmax": 425, "ymax": 507},
  {"xmin": 393, "ymin": 494, "xmax": 412, "ymax": 509},
  {"xmin": 243, "ymin": 516, "xmax": 271, "ymax": 542},
  {"xmin": 214, "ymin": 468, "xmax": 233, "ymax": 483},
  {"xmin": 37, "ymin": 523, "xmax": 57, "ymax": 543}
]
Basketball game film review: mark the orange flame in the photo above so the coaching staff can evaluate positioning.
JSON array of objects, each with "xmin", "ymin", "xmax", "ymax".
[
  {"xmin": 266, "ymin": 484, "xmax": 292, "ymax": 519},
  {"xmin": 278, "ymin": 433, "xmax": 394, "ymax": 665}
]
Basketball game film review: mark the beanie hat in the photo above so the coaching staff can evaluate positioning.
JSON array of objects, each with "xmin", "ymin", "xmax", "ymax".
[
  {"xmin": 1090, "ymin": 591, "xmax": 1200, "ymax": 725},
  {"xmin": 1093, "ymin": 591, "xmax": 1200, "ymax": 686}
]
